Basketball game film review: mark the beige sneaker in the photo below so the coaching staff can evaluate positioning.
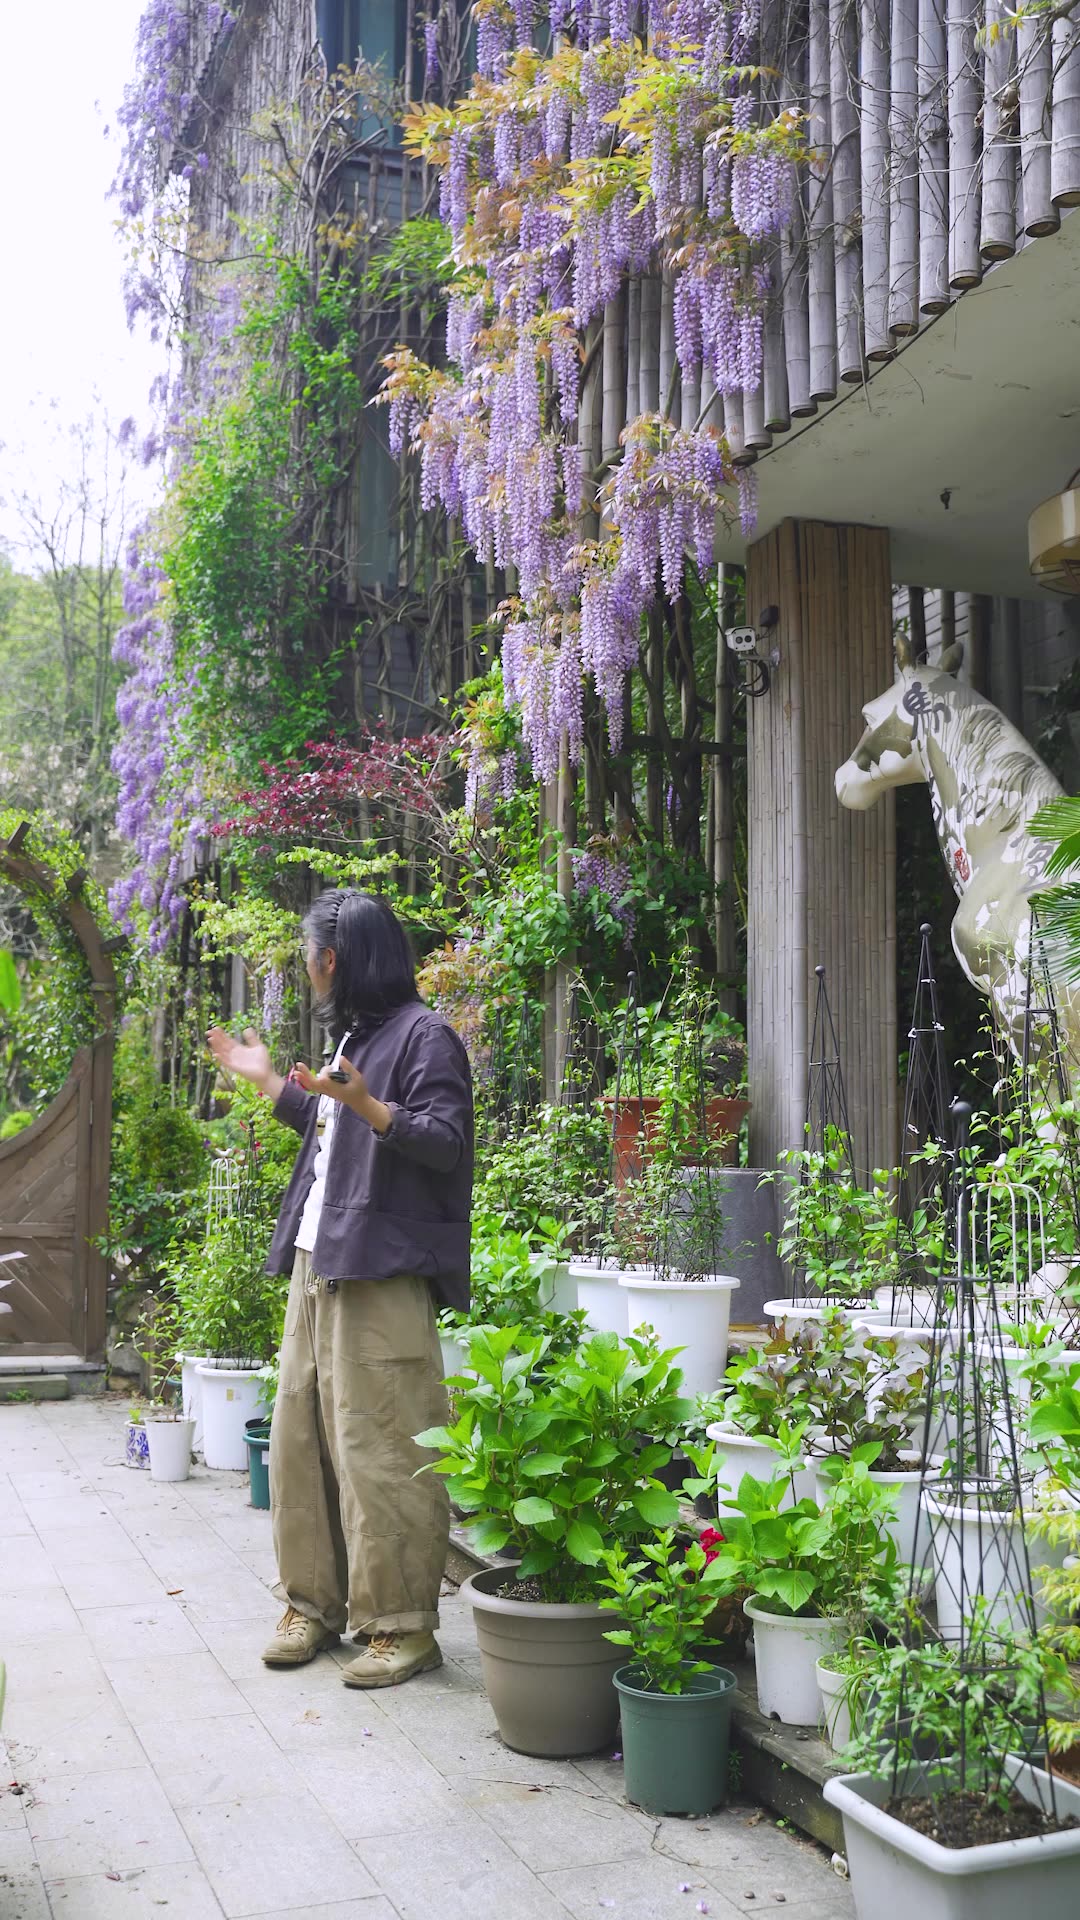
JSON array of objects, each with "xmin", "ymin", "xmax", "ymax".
[
  {"xmin": 262, "ymin": 1606, "xmax": 339, "ymax": 1668},
  {"xmin": 340, "ymin": 1631, "xmax": 443, "ymax": 1689}
]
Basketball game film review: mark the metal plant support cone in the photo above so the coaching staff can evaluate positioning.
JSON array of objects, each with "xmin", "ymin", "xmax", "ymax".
[
  {"xmin": 890, "ymin": 1101, "xmax": 1062, "ymax": 1824},
  {"xmin": 891, "ymin": 923, "xmax": 955, "ymax": 1324}
]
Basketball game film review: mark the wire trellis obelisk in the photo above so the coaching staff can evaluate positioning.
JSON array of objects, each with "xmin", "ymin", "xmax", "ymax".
[
  {"xmin": 1013, "ymin": 907, "xmax": 1080, "ymax": 1338},
  {"xmin": 804, "ymin": 964, "xmax": 855, "ymax": 1166},
  {"xmin": 887, "ymin": 1100, "xmax": 1063, "ymax": 1828},
  {"xmin": 786, "ymin": 965, "xmax": 858, "ymax": 1305},
  {"xmin": 890, "ymin": 924, "xmax": 956, "ymax": 1324}
]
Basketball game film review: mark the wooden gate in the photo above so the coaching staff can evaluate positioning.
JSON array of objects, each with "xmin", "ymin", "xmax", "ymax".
[{"xmin": 0, "ymin": 823, "xmax": 119, "ymax": 1361}]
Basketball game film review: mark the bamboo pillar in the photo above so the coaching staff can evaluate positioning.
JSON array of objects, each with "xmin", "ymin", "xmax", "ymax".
[
  {"xmin": 980, "ymin": 0, "xmax": 1016, "ymax": 258},
  {"xmin": 830, "ymin": 0, "xmax": 865, "ymax": 382},
  {"xmin": 1051, "ymin": 13, "xmax": 1080, "ymax": 208},
  {"xmin": 639, "ymin": 274, "xmax": 661, "ymax": 414},
  {"xmin": 917, "ymin": 0, "xmax": 951, "ymax": 310},
  {"xmin": 808, "ymin": 0, "xmax": 838, "ymax": 401},
  {"xmin": 1018, "ymin": 17, "xmax": 1058, "ymax": 236},
  {"xmin": 745, "ymin": 521, "xmax": 896, "ymax": 1171},
  {"xmin": 860, "ymin": 0, "xmax": 893, "ymax": 359},
  {"xmin": 947, "ymin": 0, "xmax": 982, "ymax": 288},
  {"xmin": 888, "ymin": 0, "xmax": 920, "ymax": 336}
]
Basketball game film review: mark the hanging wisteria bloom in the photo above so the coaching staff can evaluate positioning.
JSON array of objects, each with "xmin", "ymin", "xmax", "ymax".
[
  {"xmin": 572, "ymin": 846, "xmax": 635, "ymax": 945},
  {"xmin": 379, "ymin": 0, "xmax": 803, "ymax": 780}
]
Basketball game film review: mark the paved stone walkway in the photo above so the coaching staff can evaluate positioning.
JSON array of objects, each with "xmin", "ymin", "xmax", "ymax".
[{"xmin": 0, "ymin": 1400, "xmax": 855, "ymax": 1920}]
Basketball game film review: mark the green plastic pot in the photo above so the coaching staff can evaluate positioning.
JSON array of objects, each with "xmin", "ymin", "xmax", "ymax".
[
  {"xmin": 245, "ymin": 1419, "xmax": 272, "ymax": 1510},
  {"xmin": 614, "ymin": 1662, "xmax": 737, "ymax": 1816}
]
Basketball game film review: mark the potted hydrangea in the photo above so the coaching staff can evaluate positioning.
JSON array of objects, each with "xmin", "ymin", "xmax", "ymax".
[{"xmin": 416, "ymin": 1323, "xmax": 699, "ymax": 1757}]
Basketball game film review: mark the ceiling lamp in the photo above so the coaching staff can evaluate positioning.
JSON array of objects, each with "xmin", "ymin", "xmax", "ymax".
[{"xmin": 1029, "ymin": 470, "xmax": 1080, "ymax": 594}]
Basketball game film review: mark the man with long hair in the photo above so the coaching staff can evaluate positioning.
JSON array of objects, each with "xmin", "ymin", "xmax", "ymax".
[{"xmin": 208, "ymin": 889, "xmax": 473, "ymax": 1689}]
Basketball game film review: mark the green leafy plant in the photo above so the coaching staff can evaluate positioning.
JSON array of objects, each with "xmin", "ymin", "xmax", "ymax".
[
  {"xmin": 472, "ymin": 1105, "xmax": 612, "ymax": 1248},
  {"xmin": 709, "ymin": 1454, "xmax": 902, "ymax": 1621},
  {"xmin": 599, "ymin": 1528, "xmax": 730, "ymax": 1692},
  {"xmin": 415, "ymin": 1323, "xmax": 695, "ymax": 1599},
  {"xmin": 845, "ymin": 1601, "xmax": 1077, "ymax": 1803},
  {"xmin": 764, "ymin": 1130, "xmax": 899, "ymax": 1303},
  {"xmin": 168, "ymin": 1185, "xmax": 287, "ymax": 1364}
]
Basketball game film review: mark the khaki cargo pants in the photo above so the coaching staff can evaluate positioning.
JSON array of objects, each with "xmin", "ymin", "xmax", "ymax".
[{"xmin": 269, "ymin": 1250, "xmax": 450, "ymax": 1636}]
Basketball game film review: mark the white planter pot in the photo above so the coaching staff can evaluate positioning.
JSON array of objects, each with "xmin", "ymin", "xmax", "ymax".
[
  {"xmin": 195, "ymin": 1361, "xmax": 264, "ymax": 1470},
  {"xmin": 145, "ymin": 1416, "xmax": 195, "ymax": 1483},
  {"xmin": 574, "ymin": 1265, "xmax": 636, "ymax": 1337},
  {"xmin": 536, "ymin": 1261, "xmax": 577, "ymax": 1316},
  {"xmin": 875, "ymin": 1285, "xmax": 940, "ymax": 1329},
  {"xmin": 178, "ymin": 1353, "xmax": 208, "ymax": 1456},
  {"xmin": 745, "ymin": 1596, "xmax": 846, "ymax": 1725},
  {"xmin": 816, "ymin": 1657, "xmax": 853, "ymax": 1751},
  {"xmin": 824, "ymin": 1759, "xmax": 1080, "ymax": 1920},
  {"xmin": 763, "ymin": 1297, "xmax": 892, "ymax": 1328},
  {"xmin": 922, "ymin": 1489, "xmax": 1072, "ymax": 1641},
  {"xmin": 618, "ymin": 1274, "xmax": 739, "ymax": 1399},
  {"xmin": 814, "ymin": 1451, "xmax": 945, "ymax": 1568},
  {"xmin": 705, "ymin": 1422, "xmax": 815, "ymax": 1515},
  {"xmin": 439, "ymin": 1331, "xmax": 471, "ymax": 1380}
]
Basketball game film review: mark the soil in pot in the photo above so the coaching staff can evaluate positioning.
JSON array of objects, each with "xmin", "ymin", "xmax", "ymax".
[
  {"xmin": 463, "ymin": 1565, "xmax": 622, "ymax": 1758},
  {"xmin": 883, "ymin": 1790, "xmax": 1079, "ymax": 1848}
]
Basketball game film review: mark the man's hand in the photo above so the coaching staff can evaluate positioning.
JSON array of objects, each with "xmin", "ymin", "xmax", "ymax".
[
  {"xmin": 207, "ymin": 1027, "xmax": 284, "ymax": 1103},
  {"xmin": 294, "ymin": 1057, "xmax": 392, "ymax": 1134}
]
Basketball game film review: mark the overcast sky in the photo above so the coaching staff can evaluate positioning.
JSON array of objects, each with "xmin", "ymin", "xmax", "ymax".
[{"xmin": 0, "ymin": 0, "xmax": 164, "ymax": 559}]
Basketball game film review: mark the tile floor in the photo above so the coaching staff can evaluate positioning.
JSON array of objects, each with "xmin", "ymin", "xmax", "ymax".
[{"xmin": 0, "ymin": 1400, "xmax": 855, "ymax": 1920}]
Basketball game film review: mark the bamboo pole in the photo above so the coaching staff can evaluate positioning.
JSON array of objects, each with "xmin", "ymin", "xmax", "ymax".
[
  {"xmin": 743, "ymin": 376, "xmax": 770, "ymax": 451},
  {"xmin": 917, "ymin": 0, "xmax": 951, "ymax": 310},
  {"xmin": 602, "ymin": 288, "xmax": 627, "ymax": 465},
  {"xmin": 659, "ymin": 266, "xmax": 678, "ymax": 422},
  {"xmin": 781, "ymin": 170, "xmax": 814, "ymax": 415},
  {"xmin": 639, "ymin": 273, "xmax": 661, "ymax": 414},
  {"xmin": 808, "ymin": 0, "xmax": 838, "ymax": 400},
  {"xmin": 645, "ymin": 600, "xmax": 665, "ymax": 842},
  {"xmin": 947, "ymin": 0, "xmax": 983, "ymax": 288},
  {"xmin": 860, "ymin": 0, "xmax": 893, "ymax": 358},
  {"xmin": 888, "ymin": 0, "xmax": 920, "ymax": 335},
  {"xmin": 1018, "ymin": 16, "xmax": 1058, "ymax": 236},
  {"xmin": 724, "ymin": 391, "xmax": 754, "ymax": 467},
  {"xmin": 626, "ymin": 277, "xmax": 641, "ymax": 423},
  {"xmin": 1051, "ymin": 13, "xmax": 1080, "ymax": 207},
  {"xmin": 763, "ymin": 243, "xmax": 791, "ymax": 431},
  {"xmin": 700, "ymin": 363, "xmax": 718, "ymax": 430},
  {"xmin": 830, "ymin": 0, "xmax": 865, "ymax": 381},
  {"xmin": 980, "ymin": 0, "xmax": 1016, "ymax": 258}
]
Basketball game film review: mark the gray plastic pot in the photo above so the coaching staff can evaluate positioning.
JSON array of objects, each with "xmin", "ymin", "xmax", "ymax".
[
  {"xmin": 824, "ymin": 1758, "xmax": 1080, "ymax": 1920},
  {"xmin": 462, "ymin": 1565, "xmax": 622, "ymax": 1758}
]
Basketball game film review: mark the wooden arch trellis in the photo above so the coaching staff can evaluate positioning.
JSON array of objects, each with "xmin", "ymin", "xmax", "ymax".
[{"xmin": 0, "ymin": 822, "xmax": 120, "ymax": 1363}]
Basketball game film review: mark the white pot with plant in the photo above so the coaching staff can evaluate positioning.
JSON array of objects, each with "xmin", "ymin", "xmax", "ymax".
[
  {"xmin": 704, "ymin": 1317, "xmax": 831, "ymax": 1513},
  {"xmin": 617, "ymin": 1155, "xmax": 740, "ymax": 1398},
  {"xmin": 175, "ymin": 1197, "xmax": 288, "ymax": 1473},
  {"xmin": 824, "ymin": 1614, "xmax": 1080, "ymax": 1917},
  {"xmin": 144, "ymin": 1409, "xmax": 195, "ymax": 1482},
  {"xmin": 707, "ymin": 1451, "xmax": 903, "ymax": 1725},
  {"xmin": 804, "ymin": 1317, "xmax": 943, "ymax": 1565},
  {"xmin": 759, "ymin": 1131, "xmax": 900, "ymax": 1321}
]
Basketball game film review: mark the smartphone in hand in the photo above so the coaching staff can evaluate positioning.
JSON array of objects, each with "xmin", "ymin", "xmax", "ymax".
[{"xmin": 328, "ymin": 1068, "xmax": 349, "ymax": 1083}]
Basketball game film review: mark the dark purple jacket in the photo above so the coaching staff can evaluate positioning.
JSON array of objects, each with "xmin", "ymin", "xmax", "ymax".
[{"xmin": 265, "ymin": 1000, "xmax": 473, "ymax": 1311}]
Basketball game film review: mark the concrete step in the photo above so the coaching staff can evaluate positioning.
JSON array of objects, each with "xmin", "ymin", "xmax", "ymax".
[{"xmin": 0, "ymin": 1355, "xmax": 106, "ymax": 1399}]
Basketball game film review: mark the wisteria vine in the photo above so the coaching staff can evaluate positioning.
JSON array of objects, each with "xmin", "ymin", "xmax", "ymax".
[{"xmin": 383, "ymin": 0, "xmax": 800, "ymax": 786}]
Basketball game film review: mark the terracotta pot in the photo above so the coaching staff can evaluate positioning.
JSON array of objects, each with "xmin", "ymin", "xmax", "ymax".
[{"xmin": 604, "ymin": 1096, "xmax": 749, "ymax": 1183}]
